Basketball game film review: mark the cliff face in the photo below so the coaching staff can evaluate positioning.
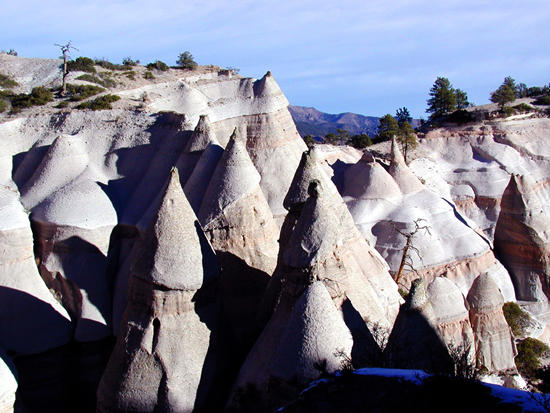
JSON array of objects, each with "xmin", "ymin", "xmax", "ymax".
[{"xmin": 1, "ymin": 55, "xmax": 548, "ymax": 411}]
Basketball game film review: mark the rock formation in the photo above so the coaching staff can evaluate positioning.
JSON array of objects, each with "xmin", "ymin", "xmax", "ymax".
[
  {"xmin": 467, "ymin": 272, "xmax": 517, "ymax": 373},
  {"xmin": 232, "ymin": 178, "xmax": 399, "ymax": 403},
  {"xmin": 0, "ymin": 349, "xmax": 18, "ymax": 413},
  {"xmin": 330, "ymin": 138, "xmax": 516, "ymax": 302},
  {"xmin": 97, "ymin": 169, "xmax": 224, "ymax": 412},
  {"xmin": 427, "ymin": 277, "xmax": 475, "ymax": 360},
  {"xmin": 494, "ymin": 173, "xmax": 550, "ymax": 305},
  {"xmin": 272, "ymin": 281, "xmax": 353, "ymax": 381},
  {"xmin": 386, "ymin": 278, "xmax": 452, "ymax": 372},
  {"xmin": 198, "ymin": 128, "xmax": 280, "ymax": 351}
]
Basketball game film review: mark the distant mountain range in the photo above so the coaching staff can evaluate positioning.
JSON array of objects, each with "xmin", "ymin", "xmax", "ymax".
[{"xmin": 288, "ymin": 105, "xmax": 380, "ymax": 138}]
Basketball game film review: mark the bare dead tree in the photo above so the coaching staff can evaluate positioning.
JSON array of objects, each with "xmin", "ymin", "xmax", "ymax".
[
  {"xmin": 390, "ymin": 218, "xmax": 431, "ymax": 287},
  {"xmin": 55, "ymin": 41, "xmax": 78, "ymax": 95}
]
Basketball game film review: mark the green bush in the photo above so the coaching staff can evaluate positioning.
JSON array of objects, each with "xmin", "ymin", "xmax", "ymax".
[
  {"xmin": 76, "ymin": 94, "xmax": 120, "ymax": 110},
  {"xmin": 534, "ymin": 96, "xmax": 550, "ymax": 105},
  {"xmin": 146, "ymin": 60, "xmax": 169, "ymax": 71},
  {"xmin": 76, "ymin": 74, "xmax": 116, "ymax": 88},
  {"xmin": 94, "ymin": 58, "xmax": 125, "ymax": 71},
  {"xmin": 176, "ymin": 51, "xmax": 197, "ymax": 70},
  {"xmin": 65, "ymin": 84, "xmax": 105, "ymax": 101},
  {"xmin": 67, "ymin": 57, "xmax": 96, "ymax": 73},
  {"xmin": 56, "ymin": 100, "xmax": 69, "ymax": 108},
  {"xmin": 0, "ymin": 99, "xmax": 7, "ymax": 113},
  {"xmin": 122, "ymin": 57, "xmax": 139, "ymax": 67},
  {"xmin": 448, "ymin": 109, "xmax": 474, "ymax": 125},
  {"xmin": 10, "ymin": 86, "xmax": 54, "ymax": 109},
  {"xmin": 515, "ymin": 338, "xmax": 549, "ymax": 378},
  {"xmin": 501, "ymin": 106, "xmax": 516, "ymax": 117},
  {"xmin": 513, "ymin": 103, "xmax": 534, "ymax": 113},
  {"xmin": 348, "ymin": 133, "xmax": 372, "ymax": 149},
  {"xmin": 503, "ymin": 302, "xmax": 531, "ymax": 337},
  {"xmin": 143, "ymin": 71, "xmax": 155, "ymax": 80},
  {"xmin": 0, "ymin": 73, "xmax": 18, "ymax": 89},
  {"xmin": 122, "ymin": 70, "xmax": 135, "ymax": 81}
]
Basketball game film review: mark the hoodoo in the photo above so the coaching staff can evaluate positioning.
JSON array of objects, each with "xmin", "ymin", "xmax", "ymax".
[
  {"xmin": 198, "ymin": 128, "xmax": 279, "ymax": 351},
  {"xmin": 467, "ymin": 272, "xmax": 517, "ymax": 373},
  {"xmin": 494, "ymin": 173, "xmax": 550, "ymax": 305},
  {"xmin": 97, "ymin": 169, "xmax": 223, "ymax": 412}
]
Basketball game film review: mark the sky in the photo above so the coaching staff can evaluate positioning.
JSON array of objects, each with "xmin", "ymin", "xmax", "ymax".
[{"xmin": 2, "ymin": 0, "xmax": 549, "ymax": 118}]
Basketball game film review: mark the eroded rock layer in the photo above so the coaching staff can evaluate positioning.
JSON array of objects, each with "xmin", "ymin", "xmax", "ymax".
[{"xmin": 97, "ymin": 169, "xmax": 224, "ymax": 412}]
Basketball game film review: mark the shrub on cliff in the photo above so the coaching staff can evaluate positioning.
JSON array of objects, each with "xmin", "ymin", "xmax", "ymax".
[
  {"xmin": 176, "ymin": 51, "xmax": 197, "ymax": 70},
  {"xmin": 146, "ymin": 60, "xmax": 169, "ymax": 71},
  {"xmin": 348, "ymin": 133, "xmax": 372, "ymax": 149},
  {"xmin": 76, "ymin": 94, "xmax": 120, "ymax": 110},
  {"xmin": 67, "ymin": 57, "xmax": 96, "ymax": 73},
  {"xmin": 534, "ymin": 96, "xmax": 550, "ymax": 105},
  {"xmin": 65, "ymin": 84, "xmax": 105, "ymax": 101},
  {"xmin": 0, "ymin": 73, "xmax": 18, "ymax": 89},
  {"xmin": 516, "ymin": 338, "xmax": 549, "ymax": 378},
  {"xmin": 10, "ymin": 86, "xmax": 54, "ymax": 109},
  {"xmin": 503, "ymin": 302, "xmax": 531, "ymax": 337}
]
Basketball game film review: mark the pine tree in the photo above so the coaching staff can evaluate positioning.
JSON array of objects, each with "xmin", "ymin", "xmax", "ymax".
[
  {"xmin": 490, "ymin": 79, "xmax": 517, "ymax": 110},
  {"xmin": 376, "ymin": 114, "xmax": 399, "ymax": 142},
  {"xmin": 426, "ymin": 77, "xmax": 457, "ymax": 119},
  {"xmin": 395, "ymin": 107, "xmax": 412, "ymax": 126},
  {"xmin": 397, "ymin": 121, "xmax": 418, "ymax": 163}
]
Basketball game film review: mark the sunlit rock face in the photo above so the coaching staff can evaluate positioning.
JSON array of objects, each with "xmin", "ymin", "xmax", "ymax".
[
  {"xmin": 467, "ymin": 272, "xmax": 517, "ymax": 373},
  {"xmin": 97, "ymin": 170, "xmax": 224, "ymax": 413},
  {"xmin": 494, "ymin": 174, "xmax": 550, "ymax": 305},
  {"xmin": 198, "ymin": 129, "xmax": 280, "ymax": 351},
  {"xmin": 327, "ymin": 140, "xmax": 515, "ymax": 302},
  {"xmin": 232, "ymin": 176, "xmax": 400, "ymax": 403},
  {"xmin": 427, "ymin": 277, "xmax": 475, "ymax": 362}
]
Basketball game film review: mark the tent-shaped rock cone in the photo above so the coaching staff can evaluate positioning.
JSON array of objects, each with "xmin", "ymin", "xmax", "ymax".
[
  {"xmin": 386, "ymin": 278, "xmax": 453, "ymax": 372},
  {"xmin": 175, "ymin": 114, "xmax": 219, "ymax": 186},
  {"xmin": 494, "ymin": 173, "xmax": 550, "ymax": 304},
  {"xmin": 467, "ymin": 272, "xmax": 517, "ymax": 373},
  {"xmin": 270, "ymin": 281, "xmax": 353, "ymax": 383},
  {"xmin": 427, "ymin": 277, "xmax": 475, "ymax": 358},
  {"xmin": 389, "ymin": 137, "xmax": 424, "ymax": 195},
  {"xmin": 97, "ymin": 168, "xmax": 225, "ymax": 413},
  {"xmin": 197, "ymin": 128, "xmax": 279, "ymax": 352}
]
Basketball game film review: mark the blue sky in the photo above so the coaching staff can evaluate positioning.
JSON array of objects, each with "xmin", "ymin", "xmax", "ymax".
[{"xmin": 2, "ymin": 0, "xmax": 549, "ymax": 118}]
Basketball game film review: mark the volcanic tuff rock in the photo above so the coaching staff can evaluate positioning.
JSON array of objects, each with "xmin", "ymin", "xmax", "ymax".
[
  {"xmin": 270, "ymin": 281, "xmax": 353, "ymax": 383},
  {"xmin": 97, "ymin": 169, "xmax": 223, "ymax": 412},
  {"xmin": 233, "ymin": 177, "xmax": 400, "ymax": 401},
  {"xmin": 494, "ymin": 173, "xmax": 550, "ymax": 305},
  {"xmin": 467, "ymin": 272, "xmax": 517, "ymax": 373},
  {"xmin": 427, "ymin": 277, "xmax": 475, "ymax": 361},
  {"xmin": 1, "ymin": 54, "xmax": 548, "ymax": 410},
  {"xmin": 330, "ymin": 137, "xmax": 516, "ymax": 301},
  {"xmin": 198, "ymin": 128, "xmax": 279, "ymax": 351}
]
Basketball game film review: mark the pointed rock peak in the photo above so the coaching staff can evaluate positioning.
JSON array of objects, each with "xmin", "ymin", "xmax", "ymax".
[
  {"xmin": 389, "ymin": 137, "xmax": 424, "ymax": 194},
  {"xmin": 427, "ymin": 277, "xmax": 468, "ymax": 323},
  {"xmin": 254, "ymin": 70, "xmax": 282, "ymax": 98},
  {"xmin": 283, "ymin": 149, "xmax": 336, "ymax": 212},
  {"xmin": 198, "ymin": 129, "xmax": 261, "ymax": 225},
  {"xmin": 390, "ymin": 137, "xmax": 405, "ymax": 164},
  {"xmin": 184, "ymin": 114, "xmax": 217, "ymax": 153},
  {"xmin": 271, "ymin": 281, "xmax": 353, "ymax": 383},
  {"xmin": 283, "ymin": 179, "xmax": 341, "ymax": 267},
  {"xmin": 406, "ymin": 278, "xmax": 429, "ymax": 311},
  {"xmin": 132, "ymin": 167, "xmax": 219, "ymax": 290},
  {"xmin": 467, "ymin": 272, "xmax": 504, "ymax": 312},
  {"xmin": 502, "ymin": 173, "xmax": 542, "ymax": 213}
]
